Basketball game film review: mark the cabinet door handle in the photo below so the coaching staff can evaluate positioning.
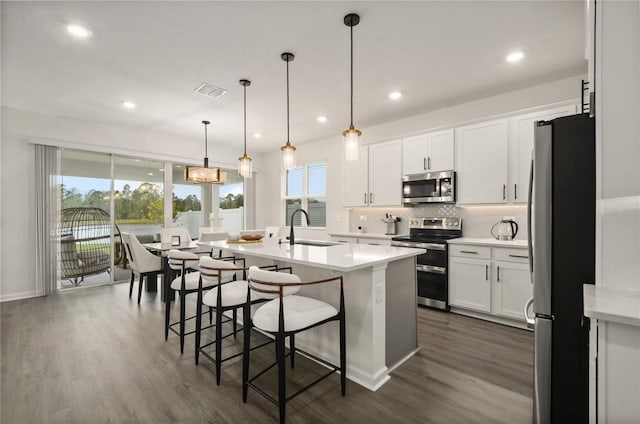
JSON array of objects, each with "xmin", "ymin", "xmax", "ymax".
[
  {"xmin": 427, "ymin": 156, "xmax": 431, "ymax": 170},
  {"xmin": 485, "ymin": 264, "xmax": 489, "ymax": 281},
  {"xmin": 423, "ymin": 157, "xmax": 427, "ymax": 170},
  {"xmin": 364, "ymin": 193, "xmax": 367, "ymax": 204},
  {"xmin": 503, "ymin": 184, "xmax": 506, "ymax": 200},
  {"xmin": 514, "ymin": 184, "xmax": 517, "ymax": 200},
  {"xmin": 508, "ymin": 254, "xmax": 528, "ymax": 259},
  {"xmin": 460, "ymin": 250, "xmax": 478, "ymax": 254},
  {"xmin": 497, "ymin": 265, "xmax": 500, "ymax": 282},
  {"xmin": 370, "ymin": 193, "xmax": 374, "ymax": 204}
]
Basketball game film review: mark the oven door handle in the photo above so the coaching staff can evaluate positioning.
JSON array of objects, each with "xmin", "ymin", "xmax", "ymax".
[
  {"xmin": 392, "ymin": 241, "xmax": 446, "ymax": 251},
  {"xmin": 417, "ymin": 264, "xmax": 446, "ymax": 274}
]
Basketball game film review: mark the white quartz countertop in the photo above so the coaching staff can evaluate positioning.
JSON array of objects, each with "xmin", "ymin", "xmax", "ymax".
[
  {"xmin": 448, "ymin": 237, "xmax": 528, "ymax": 248},
  {"xmin": 583, "ymin": 284, "xmax": 640, "ymax": 327},
  {"xmin": 197, "ymin": 240, "xmax": 425, "ymax": 272},
  {"xmin": 329, "ymin": 232, "xmax": 401, "ymax": 240}
]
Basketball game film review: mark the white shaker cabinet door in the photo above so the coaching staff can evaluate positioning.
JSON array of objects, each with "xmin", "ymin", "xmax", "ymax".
[
  {"xmin": 343, "ymin": 146, "xmax": 369, "ymax": 207},
  {"xmin": 491, "ymin": 261, "xmax": 532, "ymax": 320},
  {"xmin": 402, "ymin": 133, "xmax": 429, "ymax": 175},
  {"xmin": 368, "ymin": 139, "xmax": 402, "ymax": 206},
  {"xmin": 456, "ymin": 119, "xmax": 509, "ymax": 204},
  {"xmin": 508, "ymin": 104, "xmax": 577, "ymax": 203},
  {"xmin": 427, "ymin": 129, "xmax": 454, "ymax": 172},
  {"xmin": 449, "ymin": 257, "xmax": 491, "ymax": 313}
]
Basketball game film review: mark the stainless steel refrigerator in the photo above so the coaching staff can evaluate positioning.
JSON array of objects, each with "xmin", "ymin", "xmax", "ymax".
[{"xmin": 525, "ymin": 113, "xmax": 595, "ymax": 424}]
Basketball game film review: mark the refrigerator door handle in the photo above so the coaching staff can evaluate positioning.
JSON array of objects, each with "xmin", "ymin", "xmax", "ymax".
[
  {"xmin": 524, "ymin": 297, "xmax": 535, "ymax": 328},
  {"xmin": 527, "ymin": 154, "xmax": 534, "ymax": 282}
]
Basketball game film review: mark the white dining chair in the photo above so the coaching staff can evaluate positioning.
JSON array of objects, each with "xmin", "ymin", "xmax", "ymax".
[
  {"xmin": 121, "ymin": 232, "xmax": 163, "ymax": 304},
  {"xmin": 161, "ymin": 227, "xmax": 192, "ymax": 246}
]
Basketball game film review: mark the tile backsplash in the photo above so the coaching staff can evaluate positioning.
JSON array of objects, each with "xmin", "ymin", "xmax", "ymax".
[{"xmin": 349, "ymin": 204, "xmax": 528, "ymax": 240}]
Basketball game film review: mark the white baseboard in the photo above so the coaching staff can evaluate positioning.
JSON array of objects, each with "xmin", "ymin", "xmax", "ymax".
[{"xmin": 1, "ymin": 291, "xmax": 39, "ymax": 303}]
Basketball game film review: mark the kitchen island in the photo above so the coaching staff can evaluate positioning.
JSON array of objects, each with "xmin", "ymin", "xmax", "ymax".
[{"xmin": 197, "ymin": 239, "xmax": 425, "ymax": 391}]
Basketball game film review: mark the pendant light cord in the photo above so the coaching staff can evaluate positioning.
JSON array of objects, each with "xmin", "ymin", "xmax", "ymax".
[
  {"xmin": 243, "ymin": 84, "xmax": 247, "ymax": 154},
  {"xmin": 286, "ymin": 59, "xmax": 290, "ymax": 142},
  {"xmin": 350, "ymin": 24, "xmax": 354, "ymax": 127}
]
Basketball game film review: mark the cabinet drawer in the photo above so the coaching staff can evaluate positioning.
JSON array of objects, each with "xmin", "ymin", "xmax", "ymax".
[
  {"xmin": 449, "ymin": 245, "xmax": 491, "ymax": 259},
  {"xmin": 493, "ymin": 247, "xmax": 529, "ymax": 263}
]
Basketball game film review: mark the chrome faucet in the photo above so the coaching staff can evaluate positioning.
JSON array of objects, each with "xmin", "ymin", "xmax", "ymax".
[{"xmin": 289, "ymin": 208, "xmax": 310, "ymax": 246}]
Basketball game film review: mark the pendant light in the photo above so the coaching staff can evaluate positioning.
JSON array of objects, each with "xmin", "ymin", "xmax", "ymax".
[
  {"xmin": 280, "ymin": 52, "xmax": 296, "ymax": 170},
  {"xmin": 185, "ymin": 120, "xmax": 227, "ymax": 184},
  {"xmin": 238, "ymin": 79, "xmax": 252, "ymax": 178},
  {"xmin": 343, "ymin": 13, "xmax": 362, "ymax": 161}
]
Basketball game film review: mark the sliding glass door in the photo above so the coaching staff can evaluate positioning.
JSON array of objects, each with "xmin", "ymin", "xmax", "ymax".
[
  {"xmin": 114, "ymin": 157, "xmax": 164, "ymax": 281},
  {"xmin": 59, "ymin": 150, "xmax": 112, "ymax": 288}
]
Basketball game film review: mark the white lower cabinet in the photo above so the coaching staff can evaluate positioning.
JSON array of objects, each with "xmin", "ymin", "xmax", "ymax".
[
  {"xmin": 449, "ymin": 243, "xmax": 531, "ymax": 326},
  {"xmin": 491, "ymin": 261, "xmax": 531, "ymax": 320},
  {"xmin": 449, "ymin": 257, "xmax": 491, "ymax": 312}
]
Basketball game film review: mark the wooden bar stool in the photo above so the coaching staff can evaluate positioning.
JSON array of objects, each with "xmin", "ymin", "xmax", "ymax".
[
  {"xmin": 242, "ymin": 266, "xmax": 346, "ymax": 424},
  {"xmin": 195, "ymin": 257, "xmax": 278, "ymax": 385}
]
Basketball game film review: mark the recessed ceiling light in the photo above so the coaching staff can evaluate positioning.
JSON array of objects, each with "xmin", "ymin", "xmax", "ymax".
[
  {"xmin": 506, "ymin": 51, "xmax": 525, "ymax": 63},
  {"xmin": 121, "ymin": 101, "xmax": 136, "ymax": 109},
  {"xmin": 253, "ymin": 133, "xmax": 262, "ymax": 139},
  {"xmin": 175, "ymin": 165, "xmax": 182, "ymax": 168},
  {"xmin": 66, "ymin": 24, "xmax": 92, "ymax": 38},
  {"xmin": 317, "ymin": 116, "xmax": 328, "ymax": 123},
  {"xmin": 147, "ymin": 172, "xmax": 153, "ymax": 176},
  {"xmin": 389, "ymin": 91, "xmax": 402, "ymax": 100}
]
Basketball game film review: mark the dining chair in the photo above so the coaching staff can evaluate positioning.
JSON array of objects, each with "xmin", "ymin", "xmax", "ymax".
[
  {"xmin": 161, "ymin": 227, "xmax": 192, "ymax": 246},
  {"xmin": 198, "ymin": 230, "xmax": 228, "ymax": 257},
  {"xmin": 243, "ymin": 266, "xmax": 346, "ymax": 424},
  {"xmin": 121, "ymin": 232, "xmax": 163, "ymax": 304}
]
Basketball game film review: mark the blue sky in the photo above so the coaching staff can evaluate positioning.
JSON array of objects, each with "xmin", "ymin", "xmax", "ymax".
[{"xmin": 61, "ymin": 176, "xmax": 243, "ymax": 199}]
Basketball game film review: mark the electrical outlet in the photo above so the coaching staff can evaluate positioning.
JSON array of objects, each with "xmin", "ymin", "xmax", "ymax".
[{"xmin": 376, "ymin": 283, "xmax": 384, "ymax": 303}]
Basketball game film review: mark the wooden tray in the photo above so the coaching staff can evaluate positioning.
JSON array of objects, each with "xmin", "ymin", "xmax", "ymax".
[{"xmin": 226, "ymin": 239, "xmax": 263, "ymax": 244}]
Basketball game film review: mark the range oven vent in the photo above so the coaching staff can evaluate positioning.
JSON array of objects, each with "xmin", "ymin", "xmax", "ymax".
[{"xmin": 194, "ymin": 83, "xmax": 227, "ymax": 99}]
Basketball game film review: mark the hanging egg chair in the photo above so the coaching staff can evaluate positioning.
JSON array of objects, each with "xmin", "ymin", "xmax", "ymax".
[{"xmin": 58, "ymin": 207, "xmax": 122, "ymax": 285}]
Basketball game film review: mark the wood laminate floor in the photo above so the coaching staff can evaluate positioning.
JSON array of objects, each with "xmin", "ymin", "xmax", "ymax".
[{"xmin": 1, "ymin": 283, "xmax": 533, "ymax": 423}]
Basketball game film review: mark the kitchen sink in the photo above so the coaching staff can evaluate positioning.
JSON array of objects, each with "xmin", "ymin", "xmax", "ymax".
[{"xmin": 293, "ymin": 240, "xmax": 341, "ymax": 247}]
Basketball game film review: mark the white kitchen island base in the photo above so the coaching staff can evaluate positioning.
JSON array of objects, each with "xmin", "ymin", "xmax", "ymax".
[{"xmin": 198, "ymin": 240, "xmax": 423, "ymax": 391}]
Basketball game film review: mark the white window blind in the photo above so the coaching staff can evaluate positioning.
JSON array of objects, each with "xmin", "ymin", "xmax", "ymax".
[{"xmin": 284, "ymin": 162, "xmax": 326, "ymax": 227}]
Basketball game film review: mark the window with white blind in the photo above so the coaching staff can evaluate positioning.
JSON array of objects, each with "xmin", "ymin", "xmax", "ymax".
[{"xmin": 284, "ymin": 162, "xmax": 326, "ymax": 227}]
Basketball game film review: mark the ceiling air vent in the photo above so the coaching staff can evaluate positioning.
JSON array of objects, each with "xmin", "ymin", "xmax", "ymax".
[{"xmin": 194, "ymin": 83, "xmax": 227, "ymax": 99}]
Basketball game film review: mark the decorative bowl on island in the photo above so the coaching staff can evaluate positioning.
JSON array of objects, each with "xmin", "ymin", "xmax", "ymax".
[{"xmin": 240, "ymin": 234, "xmax": 264, "ymax": 241}]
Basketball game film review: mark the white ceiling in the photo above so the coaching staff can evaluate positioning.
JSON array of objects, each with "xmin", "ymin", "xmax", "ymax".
[{"xmin": 1, "ymin": 1, "xmax": 586, "ymax": 154}]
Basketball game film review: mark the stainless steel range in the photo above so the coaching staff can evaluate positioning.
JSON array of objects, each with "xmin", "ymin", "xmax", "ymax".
[{"xmin": 391, "ymin": 217, "xmax": 462, "ymax": 310}]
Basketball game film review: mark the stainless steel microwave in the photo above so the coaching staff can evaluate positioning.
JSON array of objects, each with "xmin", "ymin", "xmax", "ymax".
[{"xmin": 402, "ymin": 171, "xmax": 456, "ymax": 205}]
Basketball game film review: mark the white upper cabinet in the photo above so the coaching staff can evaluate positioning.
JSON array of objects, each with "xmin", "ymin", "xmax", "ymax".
[
  {"xmin": 402, "ymin": 129, "xmax": 454, "ymax": 175},
  {"xmin": 508, "ymin": 105, "xmax": 577, "ymax": 203},
  {"xmin": 343, "ymin": 146, "xmax": 369, "ymax": 207},
  {"xmin": 368, "ymin": 139, "xmax": 402, "ymax": 206},
  {"xmin": 456, "ymin": 119, "xmax": 509, "ymax": 204},
  {"xmin": 343, "ymin": 139, "xmax": 402, "ymax": 207}
]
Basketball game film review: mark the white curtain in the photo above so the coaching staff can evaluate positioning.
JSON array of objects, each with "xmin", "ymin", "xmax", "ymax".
[{"xmin": 35, "ymin": 144, "xmax": 61, "ymax": 296}]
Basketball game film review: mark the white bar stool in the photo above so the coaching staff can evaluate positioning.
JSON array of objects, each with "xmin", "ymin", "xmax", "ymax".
[{"xmin": 242, "ymin": 266, "xmax": 346, "ymax": 424}]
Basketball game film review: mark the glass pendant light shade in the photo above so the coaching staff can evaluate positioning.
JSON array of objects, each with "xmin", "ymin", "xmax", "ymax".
[
  {"xmin": 185, "ymin": 121, "xmax": 227, "ymax": 184},
  {"xmin": 280, "ymin": 52, "xmax": 297, "ymax": 170},
  {"xmin": 343, "ymin": 125, "xmax": 362, "ymax": 161},
  {"xmin": 238, "ymin": 153, "xmax": 252, "ymax": 178},
  {"xmin": 281, "ymin": 141, "xmax": 296, "ymax": 169},
  {"xmin": 238, "ymin": 79, "xmax": 253, "ymax": 178},
  {"xmin": 343, "ymin": 13, "xmax": 362, "ymax": 161}
]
